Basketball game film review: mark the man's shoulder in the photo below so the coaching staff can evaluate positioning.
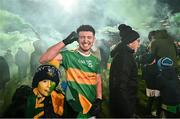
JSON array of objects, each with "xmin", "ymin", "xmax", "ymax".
[
  {"xmin": 61, "ymin": 49, "xmax": 76, "ymax": 54},
  {"xmin": 90, "ymin": 53, "xmax": 100, "ymax": 61}
]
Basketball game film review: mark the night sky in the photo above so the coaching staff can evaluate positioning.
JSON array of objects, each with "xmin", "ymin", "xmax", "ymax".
[{"xmin": 158, "ymin": 0, "xmax": 180, "ymax": 13}]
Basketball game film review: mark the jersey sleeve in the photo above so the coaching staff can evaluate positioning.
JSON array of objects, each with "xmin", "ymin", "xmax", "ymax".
[{"xmin": 60, "ymin": 50, "xmax": 69, "ymax": 69}]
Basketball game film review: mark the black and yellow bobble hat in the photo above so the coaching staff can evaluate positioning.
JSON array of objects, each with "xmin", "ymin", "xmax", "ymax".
[{"xmin": 32, "ymin": 64, "xmax": 60, "ymax": 88}]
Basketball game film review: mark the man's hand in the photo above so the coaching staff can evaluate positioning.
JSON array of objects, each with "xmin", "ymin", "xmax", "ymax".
[
  {"xmin": 62, "ymin": 31, "xmax": 78, "ymax": 45},
  {"xmin": 89, "ymin": 98, "xmax": 102, "ymax": 117}
]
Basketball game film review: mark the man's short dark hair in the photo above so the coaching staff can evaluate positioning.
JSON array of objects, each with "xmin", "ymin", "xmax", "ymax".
[
  {"xmin": 148, "ymin": 30, "xmax": 156, "ymax": 41},
  {"xmin": 76, "ymin": 25, "xmax": 95, "ymax": 35}
]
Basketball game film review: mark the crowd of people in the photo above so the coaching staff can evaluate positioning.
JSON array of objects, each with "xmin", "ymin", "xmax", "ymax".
[{"xmin": 0, "ymin": 24, "xmax": 180, "ymax": 118}]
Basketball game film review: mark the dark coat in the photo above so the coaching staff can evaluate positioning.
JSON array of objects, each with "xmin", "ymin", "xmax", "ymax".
[
  {"xmin": 156, "ymin": 68, "xmax": 180, "ymax": 105},
  {"xmin": 0, "ymin": 56, "xmax": 10, "ymax": 90},
  {"xmin": 109, "ymin": 43, "xmax": 138, "ymax": 117},
  {"xmin": 142, "ymin": 63, "xmax": 159, "ymax": 89}
]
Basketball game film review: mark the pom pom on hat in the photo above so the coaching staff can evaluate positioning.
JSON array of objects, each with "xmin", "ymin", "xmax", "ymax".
[
  {"xmin": 118, "ymin": 24, "xmax": 140, "ymax": 44},
  {"xmin": 118, "ymin": 24, "xmax": 132, "ymax": 38},
  {"xmin": 32, "ymin": 64, "xmax": 60, "ymax": 88}
]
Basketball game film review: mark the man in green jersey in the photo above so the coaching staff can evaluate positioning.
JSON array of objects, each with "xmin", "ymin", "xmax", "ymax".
[{"xmin": 39, "ymin": 25, "xmax": 102, "ymax": 118}]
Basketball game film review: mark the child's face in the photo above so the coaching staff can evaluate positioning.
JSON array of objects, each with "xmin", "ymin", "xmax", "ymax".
[{"xmin": 37, "ymin": 79, "xmax": 56, "ymax": 97}]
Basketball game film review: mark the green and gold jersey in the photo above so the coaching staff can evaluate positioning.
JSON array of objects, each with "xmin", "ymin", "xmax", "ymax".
[{"xmin": 61, "ymin": 50, "xmax": 101, "ymax": 103}]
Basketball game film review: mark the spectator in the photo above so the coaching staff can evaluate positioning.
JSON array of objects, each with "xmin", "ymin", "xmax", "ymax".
[
  {"xmin": 3, "ymin": 49, "xmax": 14, "ymax": 77},
  {"xmin": 109, "ymin": 24, "xmax": 140, "ymax": 118},
  {"xmin": 156, "ymin": 57, "xmax": 180, "ymax": 118},
  {"xmin": 0, "ymin": 56, "xmax": 10, "ymax": 90},
  {"xmin": 141, "ymin": 53, "xmax": 161, "ymax": 117},
  {"xmin": 15, "ymin": 47, "xmax": 29, "ymax": 80},
  {"xmin": 25, "ymin": 64, "xmax": 64, "ymax": 118},
  {"xmin": 30, "ymin": 40, "xmax": 47, "ymax": 76},
  {"xmin": 3, "ymin": 64, "xmax": 64, "ymax": 118},
  {"xmin": 149, "ymin": 29, "xmax": 177, "ymax": 67},
  {"xmin": 4, "ymin": 49, "xmax": 14, "ymax": 66}
]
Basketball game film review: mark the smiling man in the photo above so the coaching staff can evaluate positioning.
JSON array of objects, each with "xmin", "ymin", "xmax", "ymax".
[{"xmin": 39, "ymin": 25, "xmax": 102, "ymax": 118}]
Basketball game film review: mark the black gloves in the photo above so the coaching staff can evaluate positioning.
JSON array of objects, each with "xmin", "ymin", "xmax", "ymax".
[
  {"xmin": 62, "ymin": 31, "xmax": 78, "ymax": 45},
  {"xmin": 89, "ymin": 98, "xmax": 102, "ymax": 117}
]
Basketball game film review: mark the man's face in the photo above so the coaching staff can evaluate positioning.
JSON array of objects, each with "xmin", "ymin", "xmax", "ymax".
[
  {"xmin": 37, "ymin": 79, "xmax": 56, "ymax": 97},
  {"xmin": 128, "ymin": 39, "xmax": 140, "ymax": 53},
  {"xmin": 78, "ymin": 31, "xmax": 95, "ymax": 52}
]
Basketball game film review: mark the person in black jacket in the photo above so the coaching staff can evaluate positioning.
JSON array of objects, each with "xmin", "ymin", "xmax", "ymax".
[
  {"xmin": 156, "ymin": 57, "xmax": 180, "ymax": 118},
  {"xmin": 141, "ymin": 53, "xmax": 161, "ymax": 117},
  {"xmin": 2, "ymin": 64, "xmax": 65, "ymax": 118},
  {"xmin": 109, "ymin": 24, "xmax": 140, "ymax": 118},
  {"xmin": 25, "ymin": 64, "xmax": 64, "ymax": 118},
  {"xmin": 15, "ymin": 47, "xmax": 29, "ymax": 80},
  {"xmin": 0, "ymin": 56, "xmax": 10, "ymax": 90}
]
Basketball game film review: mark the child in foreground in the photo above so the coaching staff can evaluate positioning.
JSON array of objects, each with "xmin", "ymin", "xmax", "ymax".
[{"xmin": 25, "ymin": 64, "xmax": 64, "ymax": 118}]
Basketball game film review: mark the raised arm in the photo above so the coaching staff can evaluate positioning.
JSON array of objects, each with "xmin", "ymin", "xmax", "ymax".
[
  {"xmin": 39, "ymin": 31, "xmax": 78, "ymax": 64},
  {"xmin": 39, "ymin": 42, "xmax": 65, "ymax": 64}
]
